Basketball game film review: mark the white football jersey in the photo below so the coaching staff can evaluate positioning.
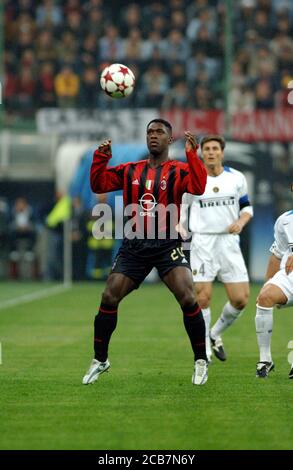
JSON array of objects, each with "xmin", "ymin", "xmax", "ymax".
[
  {"xmin": 181, "ymin": 166, "xmax": 253, "ymax": 234},
  {"xmin": 270, "ymin": 210, "xmax": 293, "ymax": 268}
]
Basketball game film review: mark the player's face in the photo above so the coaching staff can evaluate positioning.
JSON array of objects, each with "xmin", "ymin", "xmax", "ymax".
[
  {"xmin": 201, "ymin": 140, "xmax": 224, "ymax": 168},
  {"xmin": 146, "ymin": 123, "xmax": 171, "ymax": 155}
]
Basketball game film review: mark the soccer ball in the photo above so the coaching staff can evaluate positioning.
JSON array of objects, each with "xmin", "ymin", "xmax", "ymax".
[{"xmin": 100, "ymin": 63, "xmax": 135, "ymax": 99}]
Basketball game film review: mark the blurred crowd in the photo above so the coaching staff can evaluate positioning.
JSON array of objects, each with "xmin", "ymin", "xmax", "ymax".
[{"xmin": 3, "ymin": 0, "xmax": 293, "ymax": 118}]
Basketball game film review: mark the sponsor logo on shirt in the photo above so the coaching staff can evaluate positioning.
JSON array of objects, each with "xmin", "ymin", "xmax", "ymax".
[
  {"xmin": 199, "ymin": 196, "xmax": 235, "ymax": 208},
  {"xmin": 132, "ymin": 179, "xmax": 139, "ymax": 185},
  {"xmin": 139, "ymin": 193, "xmax": 157, "ymax": 217}
]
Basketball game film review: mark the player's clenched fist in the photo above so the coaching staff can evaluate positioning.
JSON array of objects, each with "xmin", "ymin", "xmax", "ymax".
[
  {"xmin": 98, "ymin": 139, "xmax": 112, "ymax": 157},
  {"xmin": 184, "ymin": 131, "xmax": 198, "ymax": 152}
]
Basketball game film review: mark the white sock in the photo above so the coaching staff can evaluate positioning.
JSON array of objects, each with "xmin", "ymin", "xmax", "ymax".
[
  {"xmin": 211, "ymin": 302, "xmax": 242, "ymax": 339},
  {"xmin": 202, "ymin": 307, "xmax": 212, "ymax": 359},
  {"xmin": 255, "ymin": 304, "xmax": 273, "ymax": 363}
]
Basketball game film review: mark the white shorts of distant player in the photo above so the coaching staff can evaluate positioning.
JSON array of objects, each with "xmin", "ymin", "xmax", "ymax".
[
  {"xmin": 190, "ymin": 233, "xmax": 249, "ymax": 283},
  {"xmin": 264, "ymin": 269, "xmax": 293, "ymax": 308}
]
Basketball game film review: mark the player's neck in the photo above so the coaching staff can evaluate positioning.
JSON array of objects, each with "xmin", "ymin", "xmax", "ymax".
[
  {"xmin": 148, "ymin": 152, "xmax": 168, "ymax": 168},
  {"xmin": 206, "ymin": 165, "xmax": 224, "ymax": 177}
]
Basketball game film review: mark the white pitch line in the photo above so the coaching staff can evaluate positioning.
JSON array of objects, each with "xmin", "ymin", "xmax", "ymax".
[{"xmin": 0, "ymin": 284, "xmax": 72, "ymax": 311}]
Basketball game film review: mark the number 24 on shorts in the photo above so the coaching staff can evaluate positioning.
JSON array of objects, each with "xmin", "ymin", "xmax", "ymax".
[{"xmin": 170, "ymin": 247, "xmax": 185, "ymax": 260}]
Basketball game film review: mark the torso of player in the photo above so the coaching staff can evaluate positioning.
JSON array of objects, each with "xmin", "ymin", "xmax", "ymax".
[
  {"xmin": 272, "ymin": 211, "xmax": 293, "ymax": 269},
  {"xmin": 188, "ymin": 166, "xmax": 245, "ymax": 234},
  {"xmin": 122, "ymin": 159, "xmax": 187, "ymax": 213}
]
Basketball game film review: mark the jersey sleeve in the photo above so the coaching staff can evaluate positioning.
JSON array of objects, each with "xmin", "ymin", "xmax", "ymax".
[
  {"xmin": 238, "ymin": 173, "xmax": 253, "ymax": 216},
  {"xmin": 181, "ymin": 147, "xmax": 207, "ymax": 195},
  {"xmin": 270, "ymin": 216, "xmax": 287, "ymax": 259},
  {"xmin": 90, "ymin": 149, "xmax": 126, "ymax": 193}
]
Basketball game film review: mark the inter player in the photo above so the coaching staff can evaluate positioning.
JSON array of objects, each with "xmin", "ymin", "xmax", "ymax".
[
  {"xmin": 255, "ymin": 209, "xmax": 293, "ymax": 379},
  {"xmin": 82, "ymin": 119, "xmax": 209, "ymax": 386},
  {"xmin": 180, "ymin": 135, "xmax": 253, "ymax": 362}
]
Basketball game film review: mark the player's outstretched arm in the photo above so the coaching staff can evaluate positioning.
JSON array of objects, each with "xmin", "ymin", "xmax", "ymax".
[
  {"xmin": 183, "ymin": 131, "xmax": 207, "ymax": 195},
  {"xmin": 90, "ymin": 139, "xmax": 124, "ymax": 193}
]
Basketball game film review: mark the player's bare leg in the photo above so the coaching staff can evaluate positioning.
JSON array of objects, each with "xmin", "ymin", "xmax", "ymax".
[
  {"xmin": 83, "ymin": 273, "xmax": 136, "ymax": 384},
  {"xmin": 163, "ymin": 267, "xmax": 208, "ymax": 385},
  {"xmin": 195, "ymin": 282, "xmax": 213, "ymax": 362},
  {"xmin": 255, "ymin": 283, "xmax": 287, "ymax": 378}
]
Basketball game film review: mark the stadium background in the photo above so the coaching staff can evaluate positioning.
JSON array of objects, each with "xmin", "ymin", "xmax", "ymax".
[{"xmin": 0, "ymin": 0, "xmax": 293, "ymax": 451}]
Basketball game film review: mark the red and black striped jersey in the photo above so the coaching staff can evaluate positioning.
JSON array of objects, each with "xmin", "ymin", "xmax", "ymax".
[{"xmin": 90, "ymin": 148, "xmax": 207, "ymax": 239}]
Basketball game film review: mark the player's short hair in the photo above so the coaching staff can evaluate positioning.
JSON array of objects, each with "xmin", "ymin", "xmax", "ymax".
[
  {"xmin": 147, "ymin": 119, "xmax": 172, "ymax": 135},
  {"xmin": 200, "ymin": 134, "xmax": 226, "ymax": 150}
]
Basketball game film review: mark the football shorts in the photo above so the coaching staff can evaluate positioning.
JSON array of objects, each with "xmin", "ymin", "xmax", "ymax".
[
  {"xmin": 111, "ymin": 238, "xmax": 191, "ymax": 287},
  {"xmin": 190, "ymin": 233, "xmax": 249, "ymax": 283},
  {"xmin": 265, "ymin": 269, "xmax": 293, "ymax": 305}
]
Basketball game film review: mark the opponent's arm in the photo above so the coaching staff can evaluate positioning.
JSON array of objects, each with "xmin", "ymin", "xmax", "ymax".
[
  {"xmin": 90, "ymin": 139, "xmax": 125, "ymax": 193},
  {"xmin": 183, "ymin": 131, "xmax": 207, "ymax": 195}
]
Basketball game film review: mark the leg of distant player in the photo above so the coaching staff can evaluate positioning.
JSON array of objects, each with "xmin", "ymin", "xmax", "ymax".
[
  {"xmin": 209, "ymin": 282, "xmax": 249, "ymax": 361},
  {"xmin": 255, "ymin": 283, "xmax": 287, "ymax": 378},
  {"xmin": 212, "ymin": 282, "xmax": 249, "ymax": 336},
  {"xmin": 83, "ymin": 273, "xmax": 136, "ymax": 384},
  {"xmin": 195, "ymin": 282, "xmax": 213, "ymax": 362},
  {"xmin": 163, "ymin": 267, "xmax": 208, "ymax": 385}
]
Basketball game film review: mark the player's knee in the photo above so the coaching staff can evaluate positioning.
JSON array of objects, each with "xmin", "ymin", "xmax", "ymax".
[
  {"xmin": 196, "ymin": 293, "xmax": 211, "ymax": 309},
  {"xmin": 257, "ymin": 291, "xmax": 275, "ymax": 308},
  {"xmin": 101, "ymin": 288, "xmax": 121, "ymax": 307},
  {"xmin": 231, "ymin": 296, "xmax": 248, "ymax": 310},
  {"xmin": 177, "ymin": 287, "xmax": 196, "ymax": 308}
]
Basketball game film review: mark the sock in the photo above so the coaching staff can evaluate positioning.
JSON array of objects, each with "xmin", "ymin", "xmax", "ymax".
[
  {"xmin": 94, "ymin": 303, "xmax": 118, "ymax": 362},
  {"xmin": 211, "ymin": 301, "xmax": 242, "ymax": 339},
  {"xmin": 202, "ymin": 307, "xmax": 212, "ymax": 359},
  {"xmin": 255, "ymin": 304, "xmax": 273, "ymax": 363},
  {"xmin": 182, "ymin": 303, "xmax": 207, "ymax": 361}
]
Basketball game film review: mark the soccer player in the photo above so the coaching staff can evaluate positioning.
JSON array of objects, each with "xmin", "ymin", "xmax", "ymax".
[
  {"xmin": 180, "ymin": 135, "xmax": 253, "ymax": 362},
  {"xmin": 255, "ymin": 209, "xmax": 293, "ymax": 379},
  {"xmin": 82, "ymin": 119, "xmax": 209, "ymax": 386}
]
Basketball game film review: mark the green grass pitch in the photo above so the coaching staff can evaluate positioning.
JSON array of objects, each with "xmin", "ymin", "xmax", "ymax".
[{"xmin": 0, "ymin": 281, "xmax": 292, "ymax": 450}]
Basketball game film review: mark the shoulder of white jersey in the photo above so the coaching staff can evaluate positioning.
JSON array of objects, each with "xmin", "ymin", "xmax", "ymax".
[
  {"xmin": 223, "ymin": 166, "xmax": 244, "ymax": 178},
  {"xmin": 278, "ymin": 210, "xmax": 293, "ymax": 224}
]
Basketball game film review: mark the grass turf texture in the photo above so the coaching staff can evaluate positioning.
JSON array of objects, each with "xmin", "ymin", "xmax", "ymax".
[{"xmin": 0, "ymin": 282, "xmax": 292, "ymax": 450}]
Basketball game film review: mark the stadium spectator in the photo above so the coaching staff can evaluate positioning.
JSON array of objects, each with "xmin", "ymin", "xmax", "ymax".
[
  {"xmin": 36, "ymin": 62, "xmax": 57, "ymax": 108},
  {"xmin": 9, "ymin": 197, "xmax": 36, "ymax": 254},
  {"xmin": 78, "ymin": 66, "xmax": 98, "ymax": 108},
  {"xmin": 139, "ymin": 65, "xmax": 169, "ymax": 108},
  {"xmin": 162, "ymin": 81, "xmax": 190, "ymax": 109},
  {"xmin": 54, "ymin": 65, "xmax": 80, "ymax": 108}
]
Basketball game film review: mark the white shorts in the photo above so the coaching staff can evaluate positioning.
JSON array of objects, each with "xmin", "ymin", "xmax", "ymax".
[
  {"xmin": 265, "ymin": 269, "xmax": 293, "ymax": 305},
  {"xmin": 190, "ymin": 233, "xmax": 249, "ymax": 283}
]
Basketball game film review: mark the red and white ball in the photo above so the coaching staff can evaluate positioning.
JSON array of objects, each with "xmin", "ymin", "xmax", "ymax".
[{"xmin": 100, "ymin": 63, "xmax": 135, "ymax": 99}]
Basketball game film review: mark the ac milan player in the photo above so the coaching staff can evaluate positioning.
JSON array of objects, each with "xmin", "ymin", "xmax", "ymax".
[{"xmin": 82, "ymin": 119, "xmax": 208, "ymax": 386}]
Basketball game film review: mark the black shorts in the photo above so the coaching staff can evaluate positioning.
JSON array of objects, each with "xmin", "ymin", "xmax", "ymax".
[{"xmin": 111, "ymin": 238, "xmax": 191, "ymax": 287}]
